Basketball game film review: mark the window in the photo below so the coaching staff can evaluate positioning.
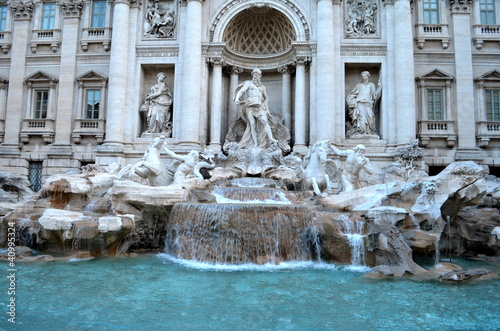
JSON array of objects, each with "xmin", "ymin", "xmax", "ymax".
[
  {"xmin": 41, "ymin": 3, "xmax": 56, "ymax": 30},
  {"xmin": 28, "ymin": 161, "xmax": 43, "ymax": 192},
  {"xmin": 91, "ymin": 1, "xmax": 106, "ymax": 28},
  {"xmin": 480, "ymin": 0, "xmax": 496, "ymax": 25},
  {"xmin": 85, "ymin": 89, "xmax": 100, "ymax": 119},
  {"xmin": 0, "ymin": 6, "xmax": 7, "ymax": 32},
  {"xmin": 485, "ymin": 90, "xmax": 500, "ymax": 121},
  {"xmin": 427, "ymin": 89, "xmax": 444, "ymax": 120},
  {"xmin": 34, "ymin": 90, "xmax": 49, "ymax": 119},
  {"xmin": 423, "ymin": 0, "xmax": 439, "ymax": 24}
]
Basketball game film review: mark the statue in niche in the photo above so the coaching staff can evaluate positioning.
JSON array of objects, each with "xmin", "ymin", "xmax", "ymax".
[
  {"xmin": 330, "ymin": 144, "xmax": 374, "ymax": 193},
  {"xmin": 140, "ymin": 72, "xmax": 173, "ymax": 136},
  {"xmin": 346, "ymin": 71, "xmax": 381, "ymax": 136},
  {"xmin": 144, "ymin": 1, "xmax": 175, "ymax": 38},
  {"xmin": 225, "ymin": 69, "xmax": 290, "ymax": 153},
  {"xmin": 345, "ymin": 0, "xmax": 377, "ymax": 37}
]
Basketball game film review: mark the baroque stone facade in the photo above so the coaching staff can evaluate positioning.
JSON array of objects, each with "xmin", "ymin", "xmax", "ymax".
[{"xmin": 0, "ymin": 0, "xmax": 499, "ymax": 188}]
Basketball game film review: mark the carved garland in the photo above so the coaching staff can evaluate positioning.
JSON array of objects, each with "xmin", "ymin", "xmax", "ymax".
[{"xmin": 209, "ymin": 0, "xmax": 310, "ymax": 42}]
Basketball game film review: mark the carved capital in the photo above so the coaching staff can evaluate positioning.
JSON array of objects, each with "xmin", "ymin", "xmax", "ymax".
[
  {"xmin": 9, "ymin": 1, "xmax": 34, "ymax": 21},
  {"xmin": 450, "ymin": 0, "xmax": 472, "ymax": 13},
  {"xmin": 294, "ymin": 56, "xmax": 311, "ymax": 66},
  {"xmin": 113, "ymin": 0, "xmax": 131, "ymax": 5},
  {"xmin": 277, "ymin": 64, "xmax": 295, "ymax": 75},
  {"xmin": 209, "ymin": 57, "xmax": 225, "ymax": 67},
  {"xmin": 225, "ymin": 65, "xmax": 243, "ymax": 76},
  {"xmin": 61, "ymin": 0, "xmax": 84, "ymax": 18}
]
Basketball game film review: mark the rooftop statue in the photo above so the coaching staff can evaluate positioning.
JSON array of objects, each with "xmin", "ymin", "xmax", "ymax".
[{"xmin": 346, "ymin": 71, "xmax": 381, "ymax": 136}]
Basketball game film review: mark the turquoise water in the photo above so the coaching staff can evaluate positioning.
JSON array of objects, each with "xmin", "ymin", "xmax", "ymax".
[{"xmin": 1, "ymin": 255, "xmax": 499, "ymax": 331}]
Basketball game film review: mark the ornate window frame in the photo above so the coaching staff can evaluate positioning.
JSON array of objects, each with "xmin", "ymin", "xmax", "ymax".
[
  {"xmin": 72, "ymin": 70, "xmax": 107, "ymax": 143},
  {"xmin": 20, "ymin": 71, "xmax": 58, "ymax": 144},
  {"xmin": 30, "ymin": 1, "xmax": 61, "ymax": 53},
  {"xmin": 414, "ymin": 0, "xmax": 451, "ymax": 49},
  {"xmin": 80, "ymin": 0, "xmax": 112, "ymax": 51},
  {"xmin": 472, "ymin": 0, "xmax": 500, "ymax": 49},
  {"xmin": 416, "ymin": 69, "xmax": 456, "ymax": 147},
  {"xmin": 475, "ymin": 70, "xmax": 500, "ymax": 147}
]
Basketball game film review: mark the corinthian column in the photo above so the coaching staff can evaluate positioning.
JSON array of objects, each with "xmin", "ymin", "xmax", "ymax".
[
  {"xmin": 227, "ymin": 66, "xmax": 243, "ymax": 128},
  {"xmin": 294, "ymin": 57, "xmax": 308, "ymax": 151},
  {"xmin": 315, "ymin": 0, "xmax": 336, "ymax": 141},
  {"xmin": 278, "ymin": 64, "xmax": 294, "ymax": 130},
  {"xmin": 179, "ymin": 0, "xmax": 204, "ymax": 147},
  {"xmin": 209, "ymin": 58, "xmax": 224, "ymax": 151},
  {"xmin": 394, "ymin": 0, "xmax": 416, "ymax": 144},
  {"xmin": 100, "ymin": 0, "xmax": 130, "ymax": 150},
  {"xmin": 50, "ymin": 0, "xmax": 83, "ymax": 157},
  {"xmin": 1, "ymin": 1, "xmax": 33, "ymax": 153}
]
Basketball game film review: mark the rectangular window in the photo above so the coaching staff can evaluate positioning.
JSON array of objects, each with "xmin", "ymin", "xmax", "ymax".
[
  {"xmin": 427, "ymin": 89, "xmax": 444, "ymax": 120},
  {"xmin": 34, "ymin": 90, "xmax": 49, "ymax": 119},
  {"xmin": 0, "ymin": 6, "xmax": 7, "ymax": 32},
  {"xmin": 91, "ymin": 1, "xmax": 107, "ymax": 28},
  {"xmin": 41, "ymin": 3, "xmax": 56, "ymax": 30},
  {"xmin": 480, "ymin": 0, "xmax": 496, "ymax": 25},
  {"xmin": 85, "ymin": 89, "xmax": 100, "ymax": 119},
  {"xmin": 423, "ymin": 0, "xmax": 439, "ymax": 24},
  {"xmin": 486, "ymin": 90, "xmax": 500, "ymax": 121},
  {"xmin": 28, "ymin": 161, "xmax": 43, "ymax": 192}
]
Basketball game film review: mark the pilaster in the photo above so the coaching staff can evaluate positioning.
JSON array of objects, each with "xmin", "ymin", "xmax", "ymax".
[
  {"xmin": 49, "ymin": 0, "xmax": 84, "ymax": 157},
  {"xmin": 226, "ymin": 66, "xmax": 243, "ymax": 129},
  {"xmin": 1, "ymin": 1, "xmax": 33, "ymax": 154}
]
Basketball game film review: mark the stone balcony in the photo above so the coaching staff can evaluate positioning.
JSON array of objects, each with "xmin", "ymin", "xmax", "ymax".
[
  {"xmin": 473, "ymin": 25, "xmax": 500, "ymax": 49},
  {"xmin": 72, "ymin": 119, "xmax": 105, "ymax": 144},
  {"xmin": 476, "ymin": 121, "xmax": 500, "ymax": 147},
  {"xmin": 0, "ymin": 31, "xmax": 12, "ymax": 54},
  {"xmin": 30, "ymin": 29, "xmax": 61, "ymax": 53},
  {"xmin": 80, "ymin": 27, "xmax": 112, "ymax": 52},
  {"xmin": 20, "ymin": 118, "xmax": 55, "ymax": 144},
  {"xmin": 415, "ymin": 23, "xmax": 451, "ymax": 49},
  {"xmin": 418, "ymin": 120, "xmax": 457, "ymax": 147}
]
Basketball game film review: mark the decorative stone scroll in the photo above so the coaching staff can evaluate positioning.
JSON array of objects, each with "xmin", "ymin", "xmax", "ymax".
[
  {"xmin": 143, "ymin": 0, "xmax": 176, "ymax": 38},
  {"xmin": 344, "ymin": 0, "xmax": 379, "ymax": 38},
  {"xmin": 9, "ymin": 0, "xmax": 34, "ymax": 20}
]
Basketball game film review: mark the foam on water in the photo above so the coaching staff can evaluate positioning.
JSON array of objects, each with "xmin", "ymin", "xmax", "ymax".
[
  {"xmin": 212, "ymin": 192, "xmax": 292, "ymax": 205},
  {"xmin": 158, "ymin": 253, "xmax": 340, "ymax": 272}
]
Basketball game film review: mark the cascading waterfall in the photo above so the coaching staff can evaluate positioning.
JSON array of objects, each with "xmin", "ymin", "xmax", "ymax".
[
  {"xmin": 212, "ymin": 187, "xmax": 297, "ymax": 205},
  {"xmin": 337, "ymin": 216, "xmax": 366, "ymax": 266},
  {"xmin": 166, "ymin": 203, "xmax": 322, "ymax": 264}
]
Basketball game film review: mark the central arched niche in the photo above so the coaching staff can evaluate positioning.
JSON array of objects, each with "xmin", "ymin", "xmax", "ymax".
[{"xmin": 223, "ymin": 6, "xmax": 297, "ymax": 56}]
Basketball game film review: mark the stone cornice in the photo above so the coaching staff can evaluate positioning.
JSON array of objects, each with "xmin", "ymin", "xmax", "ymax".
[
  {"xmin": 9, "ymin": 1, "xmax": 34, "ymax": 21},
  {"xmin": 340, "ymin": 45, "xmax": 386, "ymax": 56},
  {"xmin": 136, "ymin": 46, "xmax": 179, "ymax": 58},
  {"xmin": 61, "ymin": 0, "xmax": 84, "ymax": 18},
  {"xmin": 450, "ymin": 0, "xmax": 472, "ymax": 13},
  {"xmin": 75, "ymin": 54, "xmax": 111, "ymax": 63}
]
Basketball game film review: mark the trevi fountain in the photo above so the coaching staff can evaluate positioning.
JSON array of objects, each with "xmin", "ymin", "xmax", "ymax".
[{"xmin": 1, "ymin": 70, "xmax": 499, "ymax": 330}]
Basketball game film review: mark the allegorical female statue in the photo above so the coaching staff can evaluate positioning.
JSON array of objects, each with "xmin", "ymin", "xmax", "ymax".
[
  {"xmin": 140, "ymin": 72, "xmax": 173, "ymax": 136},
  {"xmin": 346, "ymin": 71, "xmax": 381, "ymax": 136}
]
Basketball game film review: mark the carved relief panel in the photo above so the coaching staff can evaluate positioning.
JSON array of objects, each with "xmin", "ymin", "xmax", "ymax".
[
  {"xmin": 143, "ymin": 0, "xmax": 177, "ymax": 39},
  {"xmin": 344, "ymin": 0, "xmax": 380, "ymax": 38}
]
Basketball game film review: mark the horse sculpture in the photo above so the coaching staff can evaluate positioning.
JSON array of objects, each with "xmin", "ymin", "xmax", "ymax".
[{"xmin": 284, "ymin": 140, "xmax": 340, "ymax": 195}]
